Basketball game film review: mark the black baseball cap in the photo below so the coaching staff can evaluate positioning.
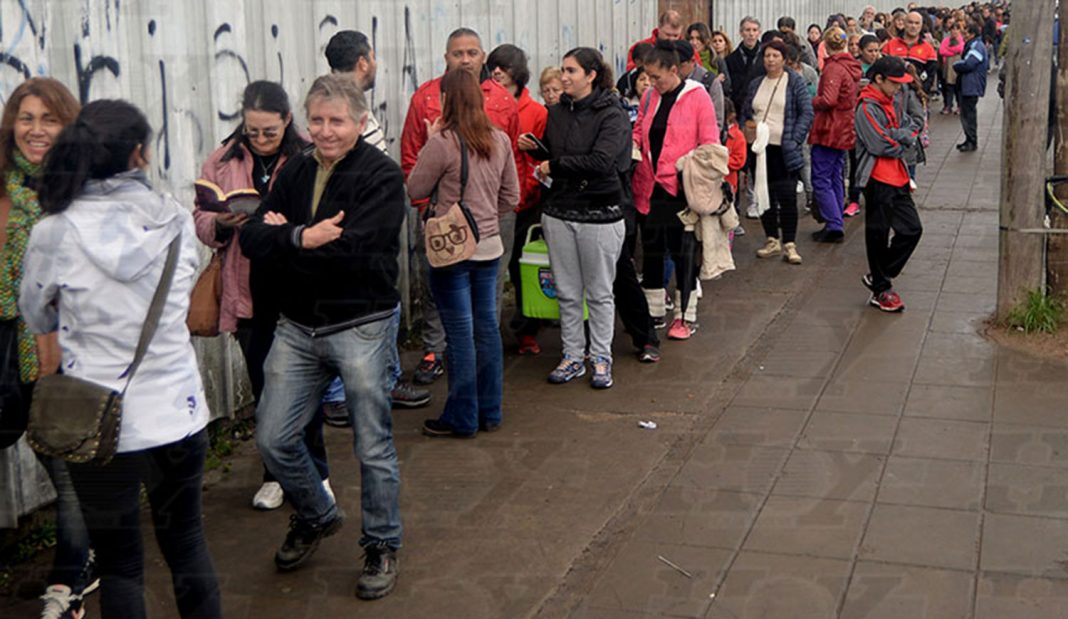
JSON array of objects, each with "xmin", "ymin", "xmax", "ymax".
[{"xmin": 868, "ymin": 55, "xmax": 912, "ymax": 83}]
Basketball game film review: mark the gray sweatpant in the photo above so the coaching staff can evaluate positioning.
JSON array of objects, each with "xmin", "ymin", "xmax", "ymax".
[{"xmin": 541, "ymin": 214, "xmax": 625, "ymax": 362}]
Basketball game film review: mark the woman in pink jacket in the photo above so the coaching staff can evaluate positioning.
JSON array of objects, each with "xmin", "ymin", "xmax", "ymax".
[
  {"xmin": 938, "ymin": 18, "xmax": 965, "ymax": 114},
  {"xmin": 191, "ymin": 81, "xmax": 325, "ymax": 511},
  {"xmin": 632, "ymin": 42, "xmax": 719, "ymax": 341}
]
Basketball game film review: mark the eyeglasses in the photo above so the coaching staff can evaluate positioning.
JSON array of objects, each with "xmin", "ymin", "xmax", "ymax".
[
  {"xmin": 243, "ymin": 126, "xmax": 283, "ymax": 140},
  {"xmin": 429, "ymin": 225, "xmax": 468, "ymax": 252}
]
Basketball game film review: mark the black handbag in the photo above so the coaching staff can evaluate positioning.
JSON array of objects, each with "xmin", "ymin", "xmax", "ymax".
[
  {"xmin": 26, "ymin": 236, "xmax": 180, "ymax": 465},
  {"xmin": 0, "ymin": 319, "xmax": 30, "ymax": 449}
]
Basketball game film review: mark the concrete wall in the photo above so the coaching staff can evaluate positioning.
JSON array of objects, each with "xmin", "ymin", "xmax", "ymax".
[{"xmin": 0, "ymin": 0, "xmax": 656, "ymax": 526}]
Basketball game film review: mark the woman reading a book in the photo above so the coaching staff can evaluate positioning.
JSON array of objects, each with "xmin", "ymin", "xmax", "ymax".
[{"xmin": 191, "ymin": 81, "xmax": 329, "ymax": 511}]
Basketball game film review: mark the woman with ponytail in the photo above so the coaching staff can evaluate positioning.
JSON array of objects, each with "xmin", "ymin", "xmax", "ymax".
[
  {"xmin": 0, "ymin": 78, "xmax": 97, "ymax": 619},
  {"xmin": 21, "ymin": 100, "xmax": 221, "ymax": 619}
]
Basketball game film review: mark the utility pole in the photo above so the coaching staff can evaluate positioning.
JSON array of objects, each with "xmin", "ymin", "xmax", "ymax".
[
  {"xmin": 998, "ymin": 0, "xmax": 1056, "ymax": 319},
  {"xmin": 1049, "ymin": 3, "xmax": 1068, "ymax": 295}
]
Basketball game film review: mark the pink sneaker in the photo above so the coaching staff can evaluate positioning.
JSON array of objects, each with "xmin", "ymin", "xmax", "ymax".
[
  {"xmin": 844, "ymin": 202, "xmax": 860, "ymax": 218},
  {"xmin": 666, "ymin": 318, "xmax": 698, "ymax": 340}
]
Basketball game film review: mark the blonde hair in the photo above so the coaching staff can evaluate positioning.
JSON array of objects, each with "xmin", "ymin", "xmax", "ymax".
[
  {"xmin": 539, "ymin": 66, "xmax": 562, "ymax": 88},
  {"xmin": 824, "ymin": 26, "xmax": 848, "ymax": 53}
]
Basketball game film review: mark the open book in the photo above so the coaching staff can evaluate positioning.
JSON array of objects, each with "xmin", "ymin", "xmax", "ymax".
[{"xmin": 194, "ymin": 179, "xmax": 261, "ymax": 216}]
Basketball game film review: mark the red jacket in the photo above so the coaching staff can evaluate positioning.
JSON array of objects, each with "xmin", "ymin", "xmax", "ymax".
[
  {"xmin": 884, "ymin": 37, "xmax": 937, "ymax": 64},
  {"xmin": 626, "ymin": 29, "xmax": 702, "ymax": 71},
  {"xmin": 808, "ymin": 53, "xmax": 863, "ymax": 151},
  {"xmin": 400, "ymin": 75, "xmax": 520, "ymax": 179},
  {"xmin": 516, "ymin": 88, "xmax": 547, "ymax": 211},
  {"xmin": 724, "ymin": 123, "xmax": 747, "ymax": 193}
]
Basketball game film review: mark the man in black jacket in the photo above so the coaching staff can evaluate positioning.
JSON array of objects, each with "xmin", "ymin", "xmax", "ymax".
[
  {"xmin": 240, "ymin": 74, "xmax": 404, "ymax": 601},
  {"xmin": 725, "ymin": 16, "xmax": 765, "ymax": 218}
]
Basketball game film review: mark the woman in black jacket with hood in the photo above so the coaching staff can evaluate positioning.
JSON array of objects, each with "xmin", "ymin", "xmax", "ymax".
[{"xmin": 519, "ymin": 47, "xmax": 630, "ymax": 390}]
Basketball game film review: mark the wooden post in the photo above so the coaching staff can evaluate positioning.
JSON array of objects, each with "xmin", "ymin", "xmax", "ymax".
[
  {"xmin": 1048, "ymin": 4, "xmax": 1068, "ymax": 295},
  {"xmin": 998, "ymin": 0, "xmax": 1055, "ymax": 320}
]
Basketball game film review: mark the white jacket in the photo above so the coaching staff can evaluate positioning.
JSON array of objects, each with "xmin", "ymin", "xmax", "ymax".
[{"xmin": 19, "ymin": 171, "xmax": 209, "ymax": 453}]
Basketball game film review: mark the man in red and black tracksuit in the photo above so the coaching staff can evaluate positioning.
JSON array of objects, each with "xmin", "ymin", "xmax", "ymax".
[
  {"xmin": 884, "ymin": 11, "xmax": 938, "ymax": 95},
  {"xmin": 854, "ymin": 56, "xmax": 923, "ymax": 313}
]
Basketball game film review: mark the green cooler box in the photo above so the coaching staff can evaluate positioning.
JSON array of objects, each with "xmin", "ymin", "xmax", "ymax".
[{"xmin": 519, "ymin": 225, "xmax": 587, "ymax": 320}]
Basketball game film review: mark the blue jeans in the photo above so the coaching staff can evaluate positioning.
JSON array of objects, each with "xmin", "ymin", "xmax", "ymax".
[
  {"xmin": 256, "ymin": 310, "xmax": 402, "ymax": 549},
  {"xmin": 38, "ymin": 455, "xmax": 91, "ymax": 591},
  {"xmin": 429, "ymin": 259, "xmax": 503, "ymax": 434},
  {"xmin": 321, "ymin": 317, "xmax": 403, "ymax": 403}
]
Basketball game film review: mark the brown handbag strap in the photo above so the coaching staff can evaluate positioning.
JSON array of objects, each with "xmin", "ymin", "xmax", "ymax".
[
  {"xmin": 760, "ymin": 74, "xmax": 786, "ymax": 123},
  {"xmin": 118, "ymin": 235, "xmax": 181, "ymax": 394}
]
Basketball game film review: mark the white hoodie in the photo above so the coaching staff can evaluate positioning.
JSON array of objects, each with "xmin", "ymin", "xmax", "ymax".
[{"xmin": 19, "ymin": 171, "xmax": 209, "ymax": 453}]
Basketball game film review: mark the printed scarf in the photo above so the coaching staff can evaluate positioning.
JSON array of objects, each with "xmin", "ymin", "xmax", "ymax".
[{"xmin": 2, "ymin": 150, "xmax": 44, "ymax": 382}]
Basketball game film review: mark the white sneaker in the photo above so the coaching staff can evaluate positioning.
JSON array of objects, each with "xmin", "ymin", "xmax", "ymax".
[
  {"xmin": 746, "ymin": 204, "xmax": 759, "ymax": 219},
  {"xmin": 322, "ymin": 478, "xmax": 336, "ymax": 503},
  {"xmin": 252, "ymin": 481, "xmax": 284, "ymax": 510},
  {"xmin": 40, "ymin": 584, "xmax": 83, "ymax": 619}
]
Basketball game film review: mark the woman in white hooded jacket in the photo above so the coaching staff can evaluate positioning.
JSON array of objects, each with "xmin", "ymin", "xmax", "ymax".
[{"xmin": 19, "ymin": 100, "xmax": 220, "ymax": 619}]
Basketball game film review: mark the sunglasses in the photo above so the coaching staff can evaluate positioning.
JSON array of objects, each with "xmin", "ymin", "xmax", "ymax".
[{"xmin": 243, "ymin": 126, "xmax": 283, "ymax": 140}]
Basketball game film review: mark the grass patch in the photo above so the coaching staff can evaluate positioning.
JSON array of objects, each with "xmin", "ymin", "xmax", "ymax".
[{"xmin": 1006, "ymin": 289, "xmax": 1066, "ymax": 334}]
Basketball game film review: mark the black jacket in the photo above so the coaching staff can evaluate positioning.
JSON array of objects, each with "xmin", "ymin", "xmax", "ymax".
[
  {"xmin": 537, "ymin": 87, "xmax": 631, "ymax": 224},
  {"xmin": 239, "ymin": 139, "xmax": 406, "ymax": 331},
  {"xmin": 725, "ymin": 43, "xmax": 765, "ymax": 113}
]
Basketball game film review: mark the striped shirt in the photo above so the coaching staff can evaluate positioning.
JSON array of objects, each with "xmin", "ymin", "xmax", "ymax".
[{"xmin": 363, "ymin": 110, "xmax": 388, "ymax": 154}]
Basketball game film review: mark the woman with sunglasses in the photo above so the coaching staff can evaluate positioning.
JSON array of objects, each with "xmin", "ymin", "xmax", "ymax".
[{"xmin": 191, "ymin": 81, "xmax": 330, "ymax": 510}]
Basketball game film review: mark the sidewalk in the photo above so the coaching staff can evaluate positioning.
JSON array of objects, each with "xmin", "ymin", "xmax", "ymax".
[{"xmin": 7, "ymin": 92, "xmax": 1067, "ymax": 619}]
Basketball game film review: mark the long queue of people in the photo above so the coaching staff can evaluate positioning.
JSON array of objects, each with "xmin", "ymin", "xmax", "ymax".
[{"xmin": 0, "ymin": 3, "xmax": 1004, "ymax": 618}]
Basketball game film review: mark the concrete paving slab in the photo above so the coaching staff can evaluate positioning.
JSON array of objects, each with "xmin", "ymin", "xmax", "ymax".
[
  {"xmin": 892, "ymin": 417, "xmax": 991, "ymax": 462},
  {"xmin": 743, "ymin": 496, "xmax": 869, "ymax": 560},
  {"xmin": 840, "ymin": 562, "xmax": 974, "ymax": 619},
  {"xmin": 704, "ymin": 552, "xmax": 850, "ymax": 619},
  {"xmin": 631, "ymin": 488, "xmax": 763, "ymax": 551},
  {"xmin": 797, "ymin": 412, "xmax": 899, "ymax": 455},
  {"xmin": 980, "ymin": 513, "xmax": 1068, "ymax": 578},
  {"xmin": 879, "ymin": 456, "xmax": 986, "ymax": 511},
  {"xmin": 990, "ymin": 424, "xmax": 1068, "ymax": 469},
  {"xmin": 773, "ymin": 450, "xmax": 884, "ymax": 503},
  {"xmin": 860, "ymin": 504, "xmax": 980, "ymax": 570},
  {"xmin": 904, "ymin": 384, "xmax": 994, "ymax": 422},
  {"xmin": 975, "ymin": 573, "xmax": 1068, "ymax": 619},
  {"xmin": 986, "ymin": 463, "xmax": 1068, "ymax": 519}
]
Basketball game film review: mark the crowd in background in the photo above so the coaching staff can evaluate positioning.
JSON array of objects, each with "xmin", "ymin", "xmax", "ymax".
[{"xmin": 0, "ymin": 2, "xmax": 1010, "ymax": 617}]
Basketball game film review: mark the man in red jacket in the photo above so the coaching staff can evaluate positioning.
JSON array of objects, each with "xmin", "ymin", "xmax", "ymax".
[
  {"xmin": 400, "ymin": 28, "xmax": 520, "ymax": 385},
  {"xmin": 626, "ymin": 10, "xmax": 700, "ymax": 71}
]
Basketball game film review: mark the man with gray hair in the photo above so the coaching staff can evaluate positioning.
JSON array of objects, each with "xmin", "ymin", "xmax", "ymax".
[
  {"xmin": 240, "ymin": 73, "xmax": 405, "ymax": 600},
  {"xmin": 323, "ymin": 29, "xmax": 432, "ymax": 417}
]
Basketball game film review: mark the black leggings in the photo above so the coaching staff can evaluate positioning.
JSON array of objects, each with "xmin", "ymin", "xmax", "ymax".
[
  {"xmin": 760, "ymin": 176, "xmax": 800, "ymax": 243},
  {"xmin": 68, "ymin": 431, "xmax": 221, "ymax": 619}
]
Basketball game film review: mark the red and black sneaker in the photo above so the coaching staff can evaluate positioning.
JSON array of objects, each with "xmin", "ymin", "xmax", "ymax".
[
  {"xmin": 869, "ymin": 290, "xmax": 906, "ymax": 313},
  {"xmin": 413, "ymin": 352, "xmax": 445, "ymax": 385}
]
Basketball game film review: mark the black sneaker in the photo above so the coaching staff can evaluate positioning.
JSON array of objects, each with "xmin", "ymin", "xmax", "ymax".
[
  {"xmin": 422, "ymin": 418, "xmax": 476, "ymax": 438},
  {"xmin": 479, "ymin": 420, "xmax": 501, "ymax": 433},
  {"xmin": 322, "ymin": 401, "xmax": 351, "ymax": 428},
  {"xmin": 638, "ymin": 344, "xmax": 661, "ymax": 363},
  {"xmin": 652, "ymin": 316, "xmax": 667, "ymax": 330},
  {"xmin": 861, "ymin": 273, "xmax": 875, "ymax": 293},
  {"xmin": 275, "ymin": 513, "xmax": 344, "ymax": 572},
  {"xmin": 811, "ymin": 228, "xmax": 844, "ymax": 243},
  {"xmin": 391, "ymin": 382, "xmax": 431, "ymax": 408},
  {"xmin": 356, "ymin": 543, "xmax": 398, "ymax": 600},
  {"xmin": 413, "ymin": 353, "xmax": 444, "ymax": 385}
]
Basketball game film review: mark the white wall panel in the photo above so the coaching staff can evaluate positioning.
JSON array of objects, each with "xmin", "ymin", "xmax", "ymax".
[{"xmin": 711, "ymin": 1, "xmax": 873, "ymax": 38}]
